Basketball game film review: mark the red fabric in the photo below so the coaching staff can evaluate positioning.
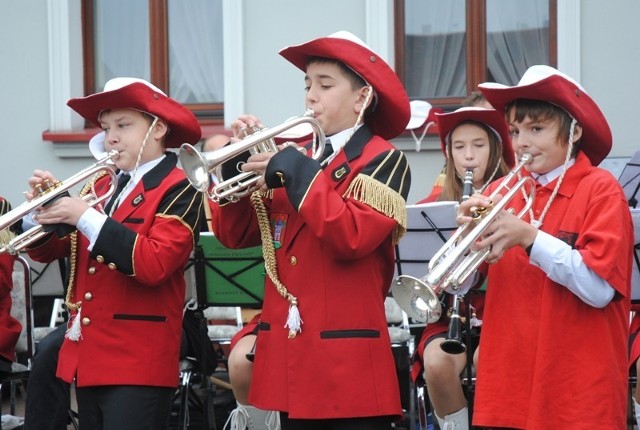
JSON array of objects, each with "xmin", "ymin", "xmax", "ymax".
[
  {"xmin": 28, "ymin": 162, "xmax": 200, "ymax": 388},
  {"xmin": 472, "ymin": 153, "xmax": 632, "ymax": 429},
  {"xmin": 211, "ymin": 135, "xmax": 403, "ymax": 419},
  {"xmin": 0, "ymin": 253, "xmax": 20, "ymax": 362},
  {"xmin": 230, "ymin": 313, "xmax": 261, "ymax": 351}
]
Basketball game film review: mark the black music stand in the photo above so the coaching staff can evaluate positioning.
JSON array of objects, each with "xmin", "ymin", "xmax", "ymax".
[
  {"xmin": 192, "ymin": 233, "xmax": 265, "ymax": 309},
  {"xmin": 619, "ymin": 151, "xmax": 640, "ymax": 208}
]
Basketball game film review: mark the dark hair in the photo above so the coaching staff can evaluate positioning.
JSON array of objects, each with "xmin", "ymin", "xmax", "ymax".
[
  {"xmin": 462, "ymin": 91, "xmax": 488, "ymax": 108},
  {"xmin": 505, "ymin": 99, "xmax": 579, "ymax": 157},
  {"xmin": 306, "ymin": 56, "xmax": 367, "ymax": 90},
  {"xmin": 438, "ymin": 120, "xmax": 510, "ymax": 202}
]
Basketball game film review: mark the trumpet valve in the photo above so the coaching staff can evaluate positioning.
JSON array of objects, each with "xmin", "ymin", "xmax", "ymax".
[{"xmin": 471, "ymin": 201, "xmax": 492, "ymax": 220}]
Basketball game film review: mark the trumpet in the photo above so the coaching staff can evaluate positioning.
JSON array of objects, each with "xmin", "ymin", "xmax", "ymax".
[
  {"xmin": 396, "ymin": 154, "xmax": 535, "ymax": 321},
  {"xmin": 179, "ymin": 110, "xmax": 326, "ymax": 202},
  {"xmin": 0, "ymin": 151, "xmax": 119, "ymax": 255}
]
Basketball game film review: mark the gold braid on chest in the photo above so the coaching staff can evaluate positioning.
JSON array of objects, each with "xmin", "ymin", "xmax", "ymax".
[{"xmin": 65, "ymin": 171, "xmax": 110, "ymax": 312}]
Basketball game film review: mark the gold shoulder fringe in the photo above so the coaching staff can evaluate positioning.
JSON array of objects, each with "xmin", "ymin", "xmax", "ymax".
[{"xmin": 343, "ymin": 174, "xmax": 407, "ymax": 244}]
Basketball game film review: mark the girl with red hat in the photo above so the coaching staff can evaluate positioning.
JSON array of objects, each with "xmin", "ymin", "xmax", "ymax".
[
  {"xmin": 25, "ymin": 78, "xmax": 204, "ymax": 430},
  {"xmin": 210, "ymin": 31, "xmax": 411, "ymax": 429},
  {"xmin": 410, "ymin": 107, "xmax": 514, "ymax": 429},
  {"xmin": 457, "ymin": 65, "xmax": 633, "ymax": 429}
]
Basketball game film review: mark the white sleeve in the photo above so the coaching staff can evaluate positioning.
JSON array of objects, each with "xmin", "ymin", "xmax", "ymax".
[
  {"xmin": 528, "ymin": 230, "xmax": 615, "ymax": 308},
  {"xmin": 76, "ymin": 208, "xmax": 108, "ymax": 251}
]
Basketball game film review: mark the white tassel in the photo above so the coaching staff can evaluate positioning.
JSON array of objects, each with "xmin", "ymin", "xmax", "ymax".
[
  {"xmin": 265, "ymin": 410, "xmax": 281, "ymax": 430},
  {"xmin": 285, "ymin": 304, "xmax": 302, "ymax": 338},
  {"xmin": 65, "ymin": 308, "xmax": 82, "ymax": 341}
]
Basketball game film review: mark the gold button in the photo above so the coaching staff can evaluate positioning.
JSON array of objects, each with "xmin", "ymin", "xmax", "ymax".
[
  {"xmin": 88, "ymin": 267, "xmax": 96, "ymax": 275},
  {"xmin": 81, "ymin": 317, "xmax": 91, "ymax": 326},
  {"xmin": 108, "ymin": 263, "xmax": 117, "ymax": 270},
  {"xmin": 84, "ymin": 292, "xmax": 93, "ymax": 301},
  {"xmin": 96, "ymin": 255, "xmax": 104, "ymax": 263},
  {"xmin": 289, "ymin": 256, "xmax": 297, "ymax": 266}
]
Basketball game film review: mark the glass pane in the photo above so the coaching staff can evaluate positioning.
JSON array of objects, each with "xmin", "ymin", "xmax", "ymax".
[
  {"xmin": 404, "ymin": 0, "xmax": 466, "ymax": 100},
  {"xmin": 168, "ymin": 0, "xmax": 224, "ymax": 104},
  {"xmin": 486, "ymin": 0, "xmax": 550, "ymax": 86},
  {"xmin": 92, "ymin": 0, "xmax": 150, "ymax": 91}
]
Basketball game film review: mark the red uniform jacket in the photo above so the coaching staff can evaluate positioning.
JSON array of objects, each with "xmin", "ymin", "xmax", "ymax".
[
  {"xmin": 212, "ymin": 126, "xmax": 410, "ymax": 419},
  {"xmin": 28, "ymin": 153, "xmax": 204, "ymax": 388},
  {"xmin": 0, "ymin": 253, "xmax": 20, "ymax": 363}
]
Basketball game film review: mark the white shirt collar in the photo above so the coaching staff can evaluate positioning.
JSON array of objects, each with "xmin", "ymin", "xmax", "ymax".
[
  {"xmin": 531, "ymin": 158, "xmax": 576, "ymax": 186},
  {"xmin": 326, "ymin": 124, "xmax": 363, "ymax": 153}
]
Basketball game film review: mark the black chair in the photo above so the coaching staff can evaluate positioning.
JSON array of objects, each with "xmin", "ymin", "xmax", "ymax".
[{"xmin": 0, "ymin": 256, "xmax": 33, "ymax": 429}]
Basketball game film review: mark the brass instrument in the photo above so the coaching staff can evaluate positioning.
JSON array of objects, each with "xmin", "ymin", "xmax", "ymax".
[
  {"xmin": 441, "ymin": 169, "xmax": 474, "ymax": 354},
  {"xmin": 395, "ymin": 154, "xmax": 535, "ymax": 322},
  {"xmin": 0, "ymin": 151, "xmax": 119, "ymax": 255},
  {"xmin": 179, "ymin": 110, "xmax": 326, "ymax": 202}
]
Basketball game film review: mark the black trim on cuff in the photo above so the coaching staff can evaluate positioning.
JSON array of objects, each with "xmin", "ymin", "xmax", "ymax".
[{"xmin": 265, "ymin": 146, "xmax": 321, "ymax": 208}]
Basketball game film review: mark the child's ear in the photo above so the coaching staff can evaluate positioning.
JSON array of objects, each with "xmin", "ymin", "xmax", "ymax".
[
  {"xmin": 153, "ymin": 119, "xmax": 169, "ymax": 140},
  {"xmin": 354, "ymin": 86, "xmax": 373, "ymax": 114},
  {"xmin": 572, "ymin": 123, "xmax": 583, "ymax": 143}
]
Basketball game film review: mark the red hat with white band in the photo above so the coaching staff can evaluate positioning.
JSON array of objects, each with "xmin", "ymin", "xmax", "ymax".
[
  {"xmin": 478, "ymin": 65, "xmax": 611, "ymax": 166},
  {"xmin": 68, "ymin": 77, "xmax": 201, "ymax": 149},
  {"xmin": 279, "ymin": 31, "xmax": 410, "ymax": 140}
]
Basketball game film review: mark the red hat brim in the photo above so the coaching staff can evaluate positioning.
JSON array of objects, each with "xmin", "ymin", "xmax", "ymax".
[
  {"xmin": 67, "ymin": 82, "xmax": 201, "ymax": 148},
  {"xmin": 436, "ymin": 108, "xmax": 515, "ymax": 168},
  {"xmin": 279, "ymin": 33, "xmax": 410, "ymax": 140},
  {"xmin": 479, "ymin": 73, "xmax": 611, "ymax": 166}
]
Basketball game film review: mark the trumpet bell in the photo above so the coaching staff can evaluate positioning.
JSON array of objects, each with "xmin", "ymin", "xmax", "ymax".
[
  {"xmin": 179, "ymin": 144, "xmax": 211, "ymax": 193},
  {"xmin": 391, "ymin": 275, "xmax": 442, "ymax": 323}
]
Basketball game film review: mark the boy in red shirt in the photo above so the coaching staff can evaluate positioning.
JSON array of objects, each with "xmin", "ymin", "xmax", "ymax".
[{"xmin": 458, "ymin": 65, "xmax": 632, "ymax": 429}]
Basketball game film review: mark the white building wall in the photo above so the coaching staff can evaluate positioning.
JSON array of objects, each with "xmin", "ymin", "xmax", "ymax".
[{"xmin": 0, "ymin": 0, "xmax": 637, "ymax": 210}]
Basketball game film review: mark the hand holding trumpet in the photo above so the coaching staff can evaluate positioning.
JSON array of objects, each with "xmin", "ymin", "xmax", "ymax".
[
  {"xmin": 231, "ymin": 114, "xmax": 305, "ymax": 192},
  {"xmin": 27, "ymin": 169, "xmax": 90, "ymax": 227},
  {"xmin": 456, "ymin": 192, "xmax": 538, "ymax": 264}
]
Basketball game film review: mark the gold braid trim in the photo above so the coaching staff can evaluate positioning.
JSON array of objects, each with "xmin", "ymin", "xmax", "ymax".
[
  {"xmin": 0, "ymin": 229, "xmax": 16, "ymax": 249},
  {"xmin": 250, "ymin": 190, "xmax": 300, "ymax": 338},
  {"xmin": 65, "ymin": 171, "xmax": 110, "ymax": 312},
  {"xmin": 342, "ymin": 173, "xmax": 408, "ymax": 244}
]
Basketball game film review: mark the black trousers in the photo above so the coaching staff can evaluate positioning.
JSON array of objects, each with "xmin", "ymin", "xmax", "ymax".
[
  {"xmin": 279, "ymin": 413, "xmax": 394, "ymax": 430},
  {"xmin": 24, "ymin": 324, "xmax": 70, "ymax": 430},
  {"xmin": 76, "ymin": 385, "xmax": 174, "ymax": 430}
]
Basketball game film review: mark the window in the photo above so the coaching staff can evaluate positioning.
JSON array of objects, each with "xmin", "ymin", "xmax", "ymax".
[
  {"xmin": 395, "ymin": 0, "xmax": 556, "ymax": 108},
  {"xmin": 82, "ymin": 0, "xmax": 224, "ymax": 119}
]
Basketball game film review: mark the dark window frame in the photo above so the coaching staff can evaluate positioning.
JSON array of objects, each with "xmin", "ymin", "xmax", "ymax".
[
  {"xmin": 80, "ymin": 0, "xmax": 223, "ymax": 120},
  {"xmin": 394, "ymin": 0, "xmax": 557, "ymax": 108}
]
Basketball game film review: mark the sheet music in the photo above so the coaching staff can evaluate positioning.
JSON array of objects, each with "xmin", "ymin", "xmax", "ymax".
[{"xmin": 394, "ymin": 201, "xmax": 458, "ymax": 280}]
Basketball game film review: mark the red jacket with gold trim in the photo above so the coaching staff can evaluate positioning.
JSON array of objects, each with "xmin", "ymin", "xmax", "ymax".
[
  {"xmin": 212, "ymin": 126, "xmax": 411, "ymax": 419},
  {"xmin": 28, "ymin": 153, "xmax": 204, "ymax": 387}
]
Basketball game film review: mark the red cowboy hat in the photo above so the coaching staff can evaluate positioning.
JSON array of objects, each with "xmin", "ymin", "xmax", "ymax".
[
  {"xmin": 67, "ymin": 78, "xmax": 201, "ymax": 148},
  {"xmin": 279, "ymin": 31, "xmax": 410, "ymax": 140},
  {"xmin": 436, "ymin": 107, "xmax": 515, "ymax": 168},
  {"xmin": 478, "ymin": 65, "xmax": 611, "ymax": 166}
]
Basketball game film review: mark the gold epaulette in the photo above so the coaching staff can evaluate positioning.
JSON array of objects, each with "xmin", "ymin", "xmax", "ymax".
[{"xmin": 343, "ymin": 173, "xmax": 407, "ymax": 244}]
